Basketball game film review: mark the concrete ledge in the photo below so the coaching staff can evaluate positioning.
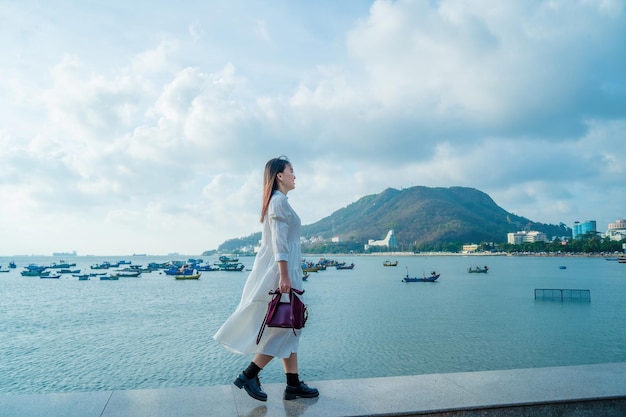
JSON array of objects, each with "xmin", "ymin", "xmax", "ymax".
[{"xmin": 1, "ymin": 362, "xmax": 625, "ymax": 416}]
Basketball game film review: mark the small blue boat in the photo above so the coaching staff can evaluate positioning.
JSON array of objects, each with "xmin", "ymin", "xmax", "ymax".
[{"xmin": 402, "ymin": 268, "xmax": 440, "ymax": 282}]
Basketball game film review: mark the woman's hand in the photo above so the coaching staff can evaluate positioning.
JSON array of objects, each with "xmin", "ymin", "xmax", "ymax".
[{"xmin": 279, "ymin": 276, "xmax": 291, "ymax": 293}]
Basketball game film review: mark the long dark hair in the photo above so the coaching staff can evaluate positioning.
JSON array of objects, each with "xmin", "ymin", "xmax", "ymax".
[{"xmin": 260, "ymin": 156, "xmax": 291, "ymax": 223}]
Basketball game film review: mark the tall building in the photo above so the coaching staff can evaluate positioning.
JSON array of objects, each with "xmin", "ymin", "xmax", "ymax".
[
  {"xmin": 606, "ymin": 219, "xmax": 626, "ymax": 241},
  {"xmin": 507, "ymin": 231, "xmax": 547, "ymax": 245},
  {"xmin": 572, "ymin": 221, "xmax": 596, "ymax": 239}
]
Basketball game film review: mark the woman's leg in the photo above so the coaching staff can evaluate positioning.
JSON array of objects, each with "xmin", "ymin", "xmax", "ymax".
[
  {"xmin": 281, "ymin": 352, "xmax": 298, "ymax": 374},
  {"xmin": 253, "ymin": 353, "xmax": 274, "ymax": 369},
  {"xmin": 282, "ymin": 353, "xmax": 319, "ymax": 400},
  {"xmin": 234, "ymin": 354, "xmax": 274, "ymax": 402}
]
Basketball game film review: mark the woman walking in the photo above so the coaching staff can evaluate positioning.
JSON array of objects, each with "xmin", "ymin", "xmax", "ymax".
[{"xmin": 214, "ymin": 156, "xmax": 318, "ymax": 402}]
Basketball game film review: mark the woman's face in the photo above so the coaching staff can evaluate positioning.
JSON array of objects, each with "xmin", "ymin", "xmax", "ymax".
[{"xmin": 277, "ymin": 164, "xmax": 296, "ymax": 192}]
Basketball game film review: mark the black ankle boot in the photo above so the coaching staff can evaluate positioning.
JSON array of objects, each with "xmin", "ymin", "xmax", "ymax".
[
  {"xmin": 284, "ymin": 381, "xmax": 319, "ymax": 400},
  {"xmin": 234, "ymin": 372, "xmax": 267, "ymax": 402}
]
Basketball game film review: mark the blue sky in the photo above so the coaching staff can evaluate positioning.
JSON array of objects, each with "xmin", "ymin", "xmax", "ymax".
[{"xmin": 1, "ymin": 0, "xmax": 625, "ymax": 256}]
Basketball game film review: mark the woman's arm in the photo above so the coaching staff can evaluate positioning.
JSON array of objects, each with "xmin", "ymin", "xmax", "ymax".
[{"xmin": 278, "ymin": 260, "xmax": 291, "ymax": 293}]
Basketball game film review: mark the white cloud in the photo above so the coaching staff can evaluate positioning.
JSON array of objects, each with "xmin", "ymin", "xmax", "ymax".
[{"xmin": 0, "ymin": 0, "xmax": 624, "ymax": 255}]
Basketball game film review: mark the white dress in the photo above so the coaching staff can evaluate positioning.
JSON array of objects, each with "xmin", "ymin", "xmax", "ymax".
[{"xmin": 213, "ymin": 190, "xmax": 304, "ymax": 358}]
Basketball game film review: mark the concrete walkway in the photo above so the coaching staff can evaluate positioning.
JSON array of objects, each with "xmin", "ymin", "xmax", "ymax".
[{"xmin": 1, "ymin": 362, "xmax": 625, "ymax": 417}]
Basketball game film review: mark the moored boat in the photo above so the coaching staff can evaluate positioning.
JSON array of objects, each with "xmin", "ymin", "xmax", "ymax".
[
  {"xmin": 383, "ymin": 260, "xmax": 398, "ymax": 266},
  {"xmin": 59, "ymin": 269, "xmax": 81, "ymax": 274},
  {"xmin": 196, "ymin": 264, "xmax": 220, "ymax": 271},
  {"xmin": 468, "ymin": 266, "xmax": 489, "ymax": 273},
  {"xmin": 112, "ymin": 271, "xmax": 142, "ymax": 278},
  {"xmin": 175, "ymin": 273, "xmax": 201, "ymax": 280},
  {"xmin": 218, "ymin": 255, "xmax": 238, "ymax": 263},
  {"xmin": 100, "ymin": 275, "xmax": 119, "ymax": 280},
  {"xmin": 21, "ymin": 266, "xmax": 50, "ymax": 277},
  {"xmin": 402, "ymin": 267, "xmax": 439, "ymax": 282},
  {"xmin": 91, "ymin": 262, "xmax": 112, "ymax": 269},
  {"xmin": 402, "ymin": 271, "xmax": 440, "ymax": 282},
  {"xmin": 73, "ymin": 274, "xmax": 91, "ymax": 280},
  {"xmin": 48, "ymin": 261, "xmax": 76, "ymax": 269},
  {"xmin": 336, "ymin": 263, "xmax": 355, "ymax": 270},
  {"xmin": 219, "ymin": 263, "xmax": 245, "ymax": 271}
]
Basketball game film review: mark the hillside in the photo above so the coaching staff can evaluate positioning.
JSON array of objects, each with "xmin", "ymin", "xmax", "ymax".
[{"xmin": 216, "ymin": 186, "xmax": 571, "ymax": 252}]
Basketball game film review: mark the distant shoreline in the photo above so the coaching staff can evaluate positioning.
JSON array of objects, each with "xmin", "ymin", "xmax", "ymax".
[
  {"xmin": 2, "ymin": 252, "xmax": 621, "ymax": 258},
  {"xmin": 305, "ymin": 251, "xmax": 622, "ymax": 258}
]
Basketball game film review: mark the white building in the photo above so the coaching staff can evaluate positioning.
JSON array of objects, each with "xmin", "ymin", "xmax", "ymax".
[
  {"xmin": 606, "ymin": 219, "xmax": 626, "ymax": 241},
  {"xmin": 364, "ymin": 230, "xmax": 397, "ymax": 250},
  {"xmin": 507, "ymin": 230, "xmax": 548, "ymax": 245}
]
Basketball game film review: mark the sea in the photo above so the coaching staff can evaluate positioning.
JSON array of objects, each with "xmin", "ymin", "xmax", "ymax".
[{"xmin": 1, "ymin": 254, "xmax": 625, "ymax": 395}]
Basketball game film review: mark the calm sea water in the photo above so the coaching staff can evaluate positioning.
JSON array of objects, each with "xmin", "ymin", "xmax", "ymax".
[{"xmin": 0, "ymin": 254, "xmax": 625, "ymax": 395}]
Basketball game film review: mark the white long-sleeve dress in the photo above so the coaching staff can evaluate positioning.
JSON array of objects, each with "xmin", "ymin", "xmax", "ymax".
[{"xmin": 213, "ymin": 190, "xmax": 304, "ymax": 358}]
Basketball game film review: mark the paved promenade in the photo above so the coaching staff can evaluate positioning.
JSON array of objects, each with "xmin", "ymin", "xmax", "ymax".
[{"xmin": 1, "ymin": 362, "xmax": 625, "ymax": 416}]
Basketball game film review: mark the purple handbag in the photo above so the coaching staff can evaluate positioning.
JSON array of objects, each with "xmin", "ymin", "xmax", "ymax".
[{"xmin": 256, "ymin": 288, "xmax": 307, "ymax": 344}]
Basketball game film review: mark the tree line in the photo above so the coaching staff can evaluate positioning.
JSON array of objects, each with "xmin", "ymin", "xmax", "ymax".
[{"xmin": 300, "ymin": 232, "xmax": 625, "ymax": 254}]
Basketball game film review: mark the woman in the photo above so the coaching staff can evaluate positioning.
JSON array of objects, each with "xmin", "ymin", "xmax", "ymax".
[{"xmin": 213, "ymin": 156, "xmax": 318, "ymax": 402}]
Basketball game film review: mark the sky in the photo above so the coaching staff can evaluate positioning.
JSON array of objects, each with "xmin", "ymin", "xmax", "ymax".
[{"xmin": 1, "ymin": 0, "xmax": 625, "ymax": 256}]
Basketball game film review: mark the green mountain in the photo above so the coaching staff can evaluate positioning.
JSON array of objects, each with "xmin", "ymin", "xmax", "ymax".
[{"xmin": 216, "ymin": 186, "xmax": 571, "ymax": 253}]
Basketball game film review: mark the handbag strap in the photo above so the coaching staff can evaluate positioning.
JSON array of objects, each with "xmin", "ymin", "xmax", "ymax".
[
  {"xmin": 256, "ymin": 291, "xmax": 279, "ymax": 344},
  {"xmin": 285, "ymin": 288, "xmax": 304, "ymax": 335}
]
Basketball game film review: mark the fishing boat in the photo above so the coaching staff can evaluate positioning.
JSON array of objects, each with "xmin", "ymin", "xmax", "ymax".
[
  {"xmin": 100, "ymin": 275, "xmax": 119, "ymax": 280},
  {"xmin": 112, "ymin": 271, "xmax": 142, "ymax": 278},
  {"xmin": 219, "ymin": 263, "xmax": 245, "ymax": 271},
  {"xmin": 8, "ymin": 261, "xmax": 16, "ymax": 268},
  {"xmin": 196, "ymin": 264, "xmax": 220, "ymax": 271},
  {"xmin": 468, "ymin": 266, "xmax": 489, "ymax": 273},
  {"xmin": 59, "ymin": 269, "xmax": 81, "ymax": 274},
  {"xmin": 336, "ymin": 263, "xmax": 355, "ymax": 270},
  {"xmin": 91, "ymin": 262, "xmax": 112, "ymax": 270},
  {"xmin": 73, "ymin": 274, "xmax": 91, "ymax": 280},
  {"xmin": 48, "ymin": 261, "xmax": 76, "ymax": 269},
  {"xmin": 301, "ymin": 260, "xmax": 321, "ymax": 272},
  {"xmin": 21, "ymin": 267, "xmax": 50, "ymax": 277},
  {"xmin": 383, "ymin": 260, "xmax": 398, "ymax": 267},
  {"xmin": 175, "ymin": 273, "xmax": 201, "ymax": 280},
  {"xmin": 402, "ymin": 270, "xmax": 440, "ymax": 282},
  {"xmin": 40, "ymin": 274, "xmax": 61, "ymax": 279}
]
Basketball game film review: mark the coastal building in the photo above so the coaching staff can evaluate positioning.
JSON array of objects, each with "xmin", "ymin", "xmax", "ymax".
[
  {"xmin": 573, "ymin": 220, "xmax": 597, "ymax": 239},
  {"xmin": 364, "ymin": 230, "xmax": 397, "ymax": 250},
  {"xmin": 507, "ymin": 230, "xmax": 548, "ymax": 245},
  {"xmin": 462, "ymin": 244, "xmax": 479, "ymax": 253},
  {"xmin": 606, "ymin": 219, "xmax": 626, "ymax": 241}
]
